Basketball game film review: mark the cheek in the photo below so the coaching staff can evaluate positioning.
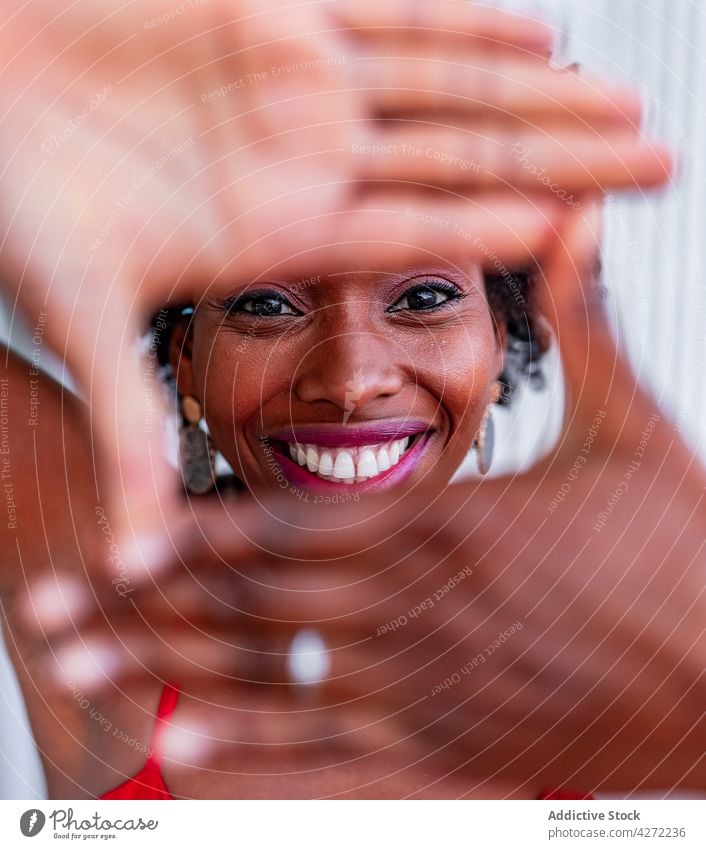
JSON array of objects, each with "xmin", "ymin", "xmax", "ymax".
[
  {"xmin": 416, "ymin": 318, "xmax": 498, "ymax": 438},
  {"xmin": 190, "ymin": 332, "xmax": 282, "ymax": 446}
]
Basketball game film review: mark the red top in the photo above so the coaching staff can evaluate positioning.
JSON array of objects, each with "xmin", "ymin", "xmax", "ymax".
[{"xmin": 100, "ymin": 683, "xmax": 179, "ymax": 800}]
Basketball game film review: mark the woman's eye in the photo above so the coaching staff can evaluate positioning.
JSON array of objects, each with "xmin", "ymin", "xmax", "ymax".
[
  {"xmin": 388, "ymin": 283, "xmax": 460, "ymax": 312},
  {"xmin": 226, "ymin": 293, "xmax": 298, "ymax": 317}
]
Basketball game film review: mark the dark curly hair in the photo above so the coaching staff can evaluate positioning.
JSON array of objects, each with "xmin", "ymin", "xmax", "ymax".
[
  {"xmin": 150, "ymin": 270, "xmax": 550, "ymax": 405},
  {"xmin": 484, "ymin": 269, "xmax": 550, "ymax": 405}
]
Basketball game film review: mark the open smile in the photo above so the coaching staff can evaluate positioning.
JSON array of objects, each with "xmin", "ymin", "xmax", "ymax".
[{"xmin": 262, "ymin": 421, "xmax": 432, "ymax": 492}]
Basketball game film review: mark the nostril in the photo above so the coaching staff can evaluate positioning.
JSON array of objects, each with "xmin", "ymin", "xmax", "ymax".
[{"xmin": 293, "ymin": 366, "xmax": 404, "ymax": 410}]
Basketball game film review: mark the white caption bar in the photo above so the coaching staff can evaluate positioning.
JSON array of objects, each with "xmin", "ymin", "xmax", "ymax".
[{"xmin": 1, "ymin": 800, "xmax": 705, "ymax": 848}]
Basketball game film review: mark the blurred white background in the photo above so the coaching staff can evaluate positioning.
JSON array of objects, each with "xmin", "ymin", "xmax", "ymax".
[{"xmin": 2, "ymin": 0, "xmax": 706, "ymax": 798}]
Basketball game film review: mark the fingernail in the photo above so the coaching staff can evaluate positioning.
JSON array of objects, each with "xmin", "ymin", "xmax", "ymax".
[
  {"xmin": 119, "ymin": 533, "xmax": 173, "ymax": 580},
  {"xmin": 54, "ymin": 640, "xmax": 123, "ymax": 689},
  {"xmin": 23, "ymin": 576, "xmax": 91, "ymax": 633},
  {"xmin": 160, "ymin": 720, "xmax": 215, "ymax": 765},
  {"xmin": 287, "ymin": 629, "xmax": 331, "ymax": 687}
]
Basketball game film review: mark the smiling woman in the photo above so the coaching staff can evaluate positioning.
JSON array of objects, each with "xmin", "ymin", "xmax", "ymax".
[
  {"xmin": 5, "ymin": 0, "xmax": 702, "ymax": 809},
  {"xmin": 157, "ymin": 265, "xmax": 548, "ymax": 498}
]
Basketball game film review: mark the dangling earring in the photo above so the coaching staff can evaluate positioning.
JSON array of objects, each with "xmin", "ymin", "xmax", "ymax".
[
  {"xmin": 179, "ymin": 395, "xmax": 215, "ymax": 494},
  {"xmin": 473, "ymin": 382, "xmax": 502, "ymax": 476}
]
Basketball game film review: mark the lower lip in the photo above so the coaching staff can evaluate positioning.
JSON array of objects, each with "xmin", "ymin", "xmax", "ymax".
[{"xmin": 267, "ymin": 434, "xmax": 431, "ymax": 494}]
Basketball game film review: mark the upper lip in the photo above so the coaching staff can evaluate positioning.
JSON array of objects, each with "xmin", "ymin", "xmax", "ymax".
[{"xmin": 263, "ymin": 420, "xmax": 431, "ymax": 448}]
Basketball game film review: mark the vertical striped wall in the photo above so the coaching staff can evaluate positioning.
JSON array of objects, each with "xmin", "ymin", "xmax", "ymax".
[
  {"xmin": 456, "ymin": 0, "xmax": 706, "ymax": 478},
  {"xmin": 565, "ymin": 0, "xmax": 706, "ymax": 455}
]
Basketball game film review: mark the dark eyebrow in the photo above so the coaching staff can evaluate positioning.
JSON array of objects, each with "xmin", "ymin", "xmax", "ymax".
[{"xmin": 327, "ymin": 264, "xmax": 479, "ymax": 281}]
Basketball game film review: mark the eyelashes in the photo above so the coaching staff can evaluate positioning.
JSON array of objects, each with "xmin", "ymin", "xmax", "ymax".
[
  {"xmin": 218, "ymin": 277, "xmax": 465, "ymax": 320},
  {"xmin": 220, "ymin": 290, "xmax": 300, "ymax": 318},
  {"xmin": 387, "ymin": 278, "xmax": 464, "ymax": 313}
]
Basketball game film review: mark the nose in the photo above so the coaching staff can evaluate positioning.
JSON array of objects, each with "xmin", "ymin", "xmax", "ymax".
[{"xmin": 293, "ymin": 332, "xmax": 404, "ymax": 413}]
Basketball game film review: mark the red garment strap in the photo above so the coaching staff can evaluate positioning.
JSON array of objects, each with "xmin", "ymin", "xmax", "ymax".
[
  {"xmin": 148, "ymin": 682, "xmax": 180, "ymax": 766},
  {"xmin": 540, "ymin": 787, "xmax": 594, "ymax": 800}
]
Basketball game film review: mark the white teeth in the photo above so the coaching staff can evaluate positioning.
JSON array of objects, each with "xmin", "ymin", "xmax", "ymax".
[
  {"xmin": 332, "ymin": 450, "xmax": 356, "ymax": 480},
  {"xmin": 305, "ymin": 445, "xmax": 319, "ymax": 473},
  {"xmin": 318, "ymin": 451, "xmax": 334, "ymax": 477},
  {"xmin": 357, "ymin": 449, "xmax": 379, "ymax": 479},
  {"xmin": 319, "ymin": 451, "xmax": 333, "ymax": 477},
  {"xmin": 376, "ymin": 447, "xmax": 391, "ymax": 471},
  {"xmin": 283, "ymin": 435, "xmax": 419, "ymax": 484}
]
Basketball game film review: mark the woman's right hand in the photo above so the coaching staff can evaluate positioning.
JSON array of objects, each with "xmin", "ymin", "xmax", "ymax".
[{"xmin": 0, "ymin": 0, "xmax": 672, "ymax": 568}]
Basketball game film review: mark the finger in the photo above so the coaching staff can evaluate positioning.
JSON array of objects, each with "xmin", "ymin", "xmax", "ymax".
[
  {"xmin": 105, "ymin": 560, "xmax": 408, "ymax": 640},
  {"xmin": 337, "ymin": 0, "xmax": 557, "ymax": 56},
  {"xmin": 46, "ymin": 625, "xmax": 275, "ymax": 695},
  {"xmin": 170, "ymin": 488, "xmax": 418, "ymax": 569},
  {"xmin": 362, "ymin": 56, "xmax": 643, "ymax": 127},
  {"xmin": 128, "ymin": 569, "xmax": 376, "ymax": 632},
  {"xmin": 235, "ymin": 562, "xmax": 477, "ymax": 636},
  {"xmin": 253, "ymin": 574, "xmax": 388, "ymax": 630},
  {"xmin": 159, "ymin": 687, "xmax": 418, "ymax": 762},
  {"xmin": 356, "ymin": 126, "xmax": 673, "ymax": 193},
  {"xmin": 45, "ymin": 583, "xmax": 385, "ymax": 692},
  {"xmin": 536, "ymin": 199, "xmax": 630, "ymax": 453},
  {"xmin": 228, "ymin": 192, "xmax": 561, "ymax": 289},
  {"xmin": 302, "ymin": 636, "xmax": 456, "ymax": 707},
  {"xmin": 538, "ymin": 199, "xmax": 606, "ymax": 383},
  {"xmin": 310, "ymin": 190, "xmax": 559, "ymax": 273},
  {"xmin": 124, "ymin": 568, "xmax": 375, "ymax": 635},
  {"xmin": 129, "ymin": 570, "xmax": 247, "ymax": 625},
  {"xmin": 67, "ymin": 289, "xmax": 178, "ymax": 578},
  {"xmin": 540, "ymin": 200, "xmax": 680, "ymax": 460},
  {"xmin": 16, "ymin": 573, "xmax": 97, "ymax": 640}
]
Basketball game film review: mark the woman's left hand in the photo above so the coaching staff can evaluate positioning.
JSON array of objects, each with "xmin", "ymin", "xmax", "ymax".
[{"xmin": 146, "ymin": 205, "xmax": 703, "ymax": 793}]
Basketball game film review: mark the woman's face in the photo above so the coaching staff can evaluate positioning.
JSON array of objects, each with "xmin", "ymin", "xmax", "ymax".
[{"xmin": 171, "ymin": 265, "xmax": 505, "ymax": 497}]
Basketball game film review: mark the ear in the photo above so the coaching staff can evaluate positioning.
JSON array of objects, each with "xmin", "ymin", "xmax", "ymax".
[{"xmin": 169, "ymin": 315, "xmax": 197, "ymax": 399}]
